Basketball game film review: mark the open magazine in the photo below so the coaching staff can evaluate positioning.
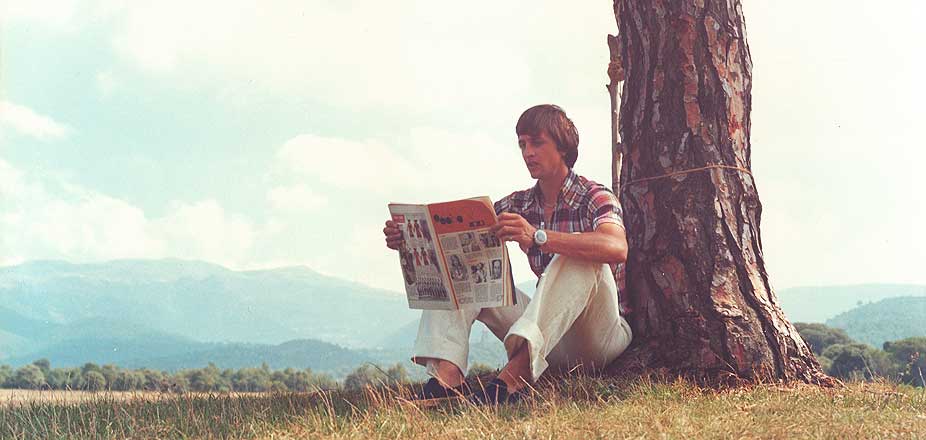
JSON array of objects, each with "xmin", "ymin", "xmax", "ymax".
[{"xmin": 388, "ymin": 197, "xmax": 517, "ymax": 310}]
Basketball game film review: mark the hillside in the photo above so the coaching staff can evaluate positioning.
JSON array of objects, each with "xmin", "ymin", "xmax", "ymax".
[
  {"xmin": 826, "ymin": 296, "xmax": 926, "ymax": 347},
  {"xmin": 3, "ymin": 258, "xmax": 924, "ymax": 375},
  {"xmin": 122, "ymin": 339, "xmax": 371, "ymax": 374},
  {"xmin": 0, "ymin": 259, "xmax": 418, "ymax": 352},
  {"xmin": 775, "ymin": 284, "xmax": 926, "ymax": 323}
]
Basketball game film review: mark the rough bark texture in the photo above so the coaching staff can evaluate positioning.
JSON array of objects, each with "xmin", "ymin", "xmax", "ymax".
[{"xmin": 608, "ymin": 0, "xmax": 832, "ymax": 386}]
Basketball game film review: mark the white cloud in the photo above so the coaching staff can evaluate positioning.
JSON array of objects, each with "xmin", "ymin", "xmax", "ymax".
[
  {"xmin": 0, "ymin": 101, "xmax": 71, "ymax": 141},
  {"xmin": 102, "ymin": 0, "xmax": 619, "ymax": 118},
  {"xmin": 1, "ymin": 0, "xmax": 79, "ymax": 30},
  {"xmin": 96, "ymin": 70, "xmax": 120, "ymax": 96},
  {"xmin": 151, "ymin": 200, "xmax": 256, "ymax": 268},
  {"xmin": 0, "ymin": 158, "xmax": 164, "ymax": 262},
  {"xmin": 277, "ymin": 134, "xmax": 417, "ymax": 194},
  {"xmin": 267, "ymin": 184, "xmax": 328, "ymax": 212},
  {"xmin": 0, "ymin": 158, "xmax": 262, "ymax": 270}
]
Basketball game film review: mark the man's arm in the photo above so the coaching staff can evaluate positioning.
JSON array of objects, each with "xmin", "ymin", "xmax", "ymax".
[{"xmin": 490, "ymin": 213, "xmax": 627, "ymax": 264}]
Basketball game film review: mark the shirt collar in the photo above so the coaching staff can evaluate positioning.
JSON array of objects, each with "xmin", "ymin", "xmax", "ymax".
[{"xmin": 526, "ymin": 168, "xmax": 581, "ymax": 210}]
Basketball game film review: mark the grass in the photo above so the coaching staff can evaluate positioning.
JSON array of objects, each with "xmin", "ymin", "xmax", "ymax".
[{"xmin": 1, "ymin": 376, "xmax": 924, "ymax": 439}]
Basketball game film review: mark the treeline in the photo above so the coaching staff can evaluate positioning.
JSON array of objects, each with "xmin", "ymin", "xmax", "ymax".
[
  {"xmin": 796, "ymin": 323, "xmax": 925, "ymax": 387},
  {"xmin": 0, "ymin": 361, "xmax": 419, "ymax": 393},
  {"xmin": 3, "ymin": 325, "xmax": 919, "ymax": 391}
]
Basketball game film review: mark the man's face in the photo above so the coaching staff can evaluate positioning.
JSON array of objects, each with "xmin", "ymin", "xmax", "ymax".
[{"xmin": 518, "ymin": 131, "xmax": 565, "ymax": 180}]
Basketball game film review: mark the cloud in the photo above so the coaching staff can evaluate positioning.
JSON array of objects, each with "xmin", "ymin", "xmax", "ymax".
[
  {"xmin": 277, "ymin": 134, "xmax": 417, "ymax": 194},
  {"xmin": 1, "ymin": 0, "xmax": 80, "ymax": 30},
  {"xmin": 0, "ymin": 158, "xmax": 163, "ymax": 262},
  {"xmin": 0, "ymin": 101, "xmax": 72, "ymax": 141},
  {"xmin": 151, "ymin": 200, "xmax": 256, "ymax": 268},
  {"xmin": 267, "ymin": 184, "xmax": 328, "ymax": 212},
  {"xmin": 0, "ymin": 158, "xmax": 261, "ymax": 269},
  {"xmin": 95, "ymin": 70, "xmax": 120, "ymax": 96},
  {"xmin": 101, "ymin": 0, "xmax": 622, "ymax": 119}
]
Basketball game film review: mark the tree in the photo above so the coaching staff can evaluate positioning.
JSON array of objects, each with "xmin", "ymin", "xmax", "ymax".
[
  {"xmin": 32, "ymin": 359, "xmax": 51, "ymax": 377},
  {"xmin": 794, "ymin": 323, "xmax": 853, "ymax": 355},
  {"xmin": 81, "ymin": 371, "xmax": 107, "ymax": 391},
  {"xmin": 343, "ymin": 363, "xmax": 408, "ymax": 390},
  {"xmin": 0, "ymin": 365, "xmax": 12, "ymax": 387},
  {"xmin": 188, "ymin": 363, "xmax": 228, "ymax": 392},
  {"xmin": 822, "ymin": 343, "xmax": 893, "ymax": 381},
  {"xmin": 607, "ymin": 0, "xmax": 831, "ymax": 385},
  {"xmin": 12, "ymin": 365, "xmax": 46, "ymax": 389},
  {"xmin": 883, "ymin": 337, "xmax": 926, "ymax": 387}
]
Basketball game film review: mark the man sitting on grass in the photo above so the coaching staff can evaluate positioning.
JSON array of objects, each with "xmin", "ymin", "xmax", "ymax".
[{"xmin": 382, "ymin": 104, "xmax": 632, "ymax": 405}]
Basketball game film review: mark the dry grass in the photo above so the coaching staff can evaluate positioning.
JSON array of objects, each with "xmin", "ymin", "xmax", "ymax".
[
  {"xmin": 0, "ymin": 389, "xmax": 235, "ymax": 406},
  {"xmin": 269, "ymin": 377, "xmax": 926, "ymax": 439},
  {"xmin": 2, "ymin": 376, "xmax": 924, "ymax": 439}
]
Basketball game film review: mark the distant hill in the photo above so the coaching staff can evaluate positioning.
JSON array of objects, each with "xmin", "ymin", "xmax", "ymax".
[
  {"xmin": 776, "ymin": 284, "xmax": 926, "ymax": 323},
  {"xmin": 8, "ymin": 333, "xmax": 371, "ymax": 376},
  {"xmin": 3, "ymin": 258, "xmax": 923, "ymax": 375},
  {"xmin": 123, "ymin": 339, "xmax": 371, "ymax": 375},
  {"xmin": 825, "ymin": 296, "xmax": 926, "ymax": 348},
  {"xmin": 0, "ymin": 259, "xmax": 418, "ymax": 352}
]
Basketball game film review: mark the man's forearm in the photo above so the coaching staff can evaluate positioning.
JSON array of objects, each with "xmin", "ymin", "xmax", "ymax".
[{"xmin": 537, "ymin": 229, "xmax": 627, "ymax": 265}]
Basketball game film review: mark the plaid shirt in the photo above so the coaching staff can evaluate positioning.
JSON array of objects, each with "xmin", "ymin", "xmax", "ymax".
[{"xmin": 494, "ymin": 169, "xmax": 629, "ymax": 314}]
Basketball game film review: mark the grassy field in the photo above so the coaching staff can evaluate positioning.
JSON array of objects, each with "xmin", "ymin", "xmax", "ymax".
[{"xmin": 1, "ymin": 376, "xmax": 924, "ymax": 439}]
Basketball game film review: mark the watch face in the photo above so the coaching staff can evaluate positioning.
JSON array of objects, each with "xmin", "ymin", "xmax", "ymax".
[{"xmin": 534, "ymin": 229, "xmax": 548, "ymax": 245}]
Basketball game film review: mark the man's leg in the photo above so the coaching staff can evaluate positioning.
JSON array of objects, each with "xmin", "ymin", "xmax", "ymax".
[
  {"xmin": 411, "ymin": 290, "xmax": 532, "ymax": 387},
  {"xmin": 411, "ymin": 307, "xmax": 480, "ymax": 387},
  {"xmin": 502, "ymin": 255, "xmax": 632, "ymax": 385}
]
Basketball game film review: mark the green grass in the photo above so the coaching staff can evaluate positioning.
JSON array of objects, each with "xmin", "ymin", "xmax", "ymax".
[{"xmin": 2, "ymin": 376, "xmax": 924, "ymax": 439}]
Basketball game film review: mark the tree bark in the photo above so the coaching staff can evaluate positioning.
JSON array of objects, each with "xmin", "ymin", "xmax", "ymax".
[{"xmin": 609, "ymin": 0, "xmax": 832, "ymax": 386}]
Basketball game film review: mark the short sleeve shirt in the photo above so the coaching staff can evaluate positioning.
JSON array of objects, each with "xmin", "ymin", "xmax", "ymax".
[{"xmin": 494, "ymin": 169, "xmax": 629, "ymax": 313}]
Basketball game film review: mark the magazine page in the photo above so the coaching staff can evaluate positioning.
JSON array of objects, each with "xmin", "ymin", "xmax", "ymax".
[
  {"xmin": 388, "ymin": 204, "xmax": 455, "ymax": 310},
  {"xmin": 427, "ymin": 197, "xmax": 512, "ymax": 310}
]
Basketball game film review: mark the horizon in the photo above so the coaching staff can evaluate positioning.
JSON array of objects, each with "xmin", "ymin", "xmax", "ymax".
[{"xmin": 2, "ymin": 1, "xmax": 924, "ymax": 293}]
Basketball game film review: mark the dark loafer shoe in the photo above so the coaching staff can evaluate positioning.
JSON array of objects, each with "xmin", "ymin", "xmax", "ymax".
[
  {"xmin": 407, "ymin": 378, "xmax": 470, "ymax": 404},
  {"xmin": 469, "ymin": 378, "xmax": 524, "ymax": 405}
]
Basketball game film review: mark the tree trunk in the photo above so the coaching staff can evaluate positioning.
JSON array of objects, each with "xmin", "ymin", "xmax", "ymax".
[{"xmin": 609, "ymin": 0, "xmax": 832, "ymax": 386}]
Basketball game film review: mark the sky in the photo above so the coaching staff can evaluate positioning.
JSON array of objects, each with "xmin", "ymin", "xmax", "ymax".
[{"xmin": 1, "ymin": 0, "xmax": 924, "ymax": 295}]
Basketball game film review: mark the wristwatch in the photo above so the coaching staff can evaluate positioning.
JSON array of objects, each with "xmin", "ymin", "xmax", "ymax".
[{"xmin": 533, "ymin": 228, "xmax": 548, "ymax": 248}]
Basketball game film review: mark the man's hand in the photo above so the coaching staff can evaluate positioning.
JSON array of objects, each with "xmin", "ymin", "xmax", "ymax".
[
  {"xmin": 383, "ymin": 220, "xmax": 404, "ymax": 251},
  {"xmin": 490, "ymin": 212, "xmax": 538, "ymax": 254}
]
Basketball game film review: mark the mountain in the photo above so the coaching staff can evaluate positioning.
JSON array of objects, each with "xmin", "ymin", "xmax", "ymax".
[
  {"xmin": 4, "ymin": 258, "xmax": 922, "ymax": 374},
  {"xmin": 0, "ymin": 259, "xmax": 418, "ymax": 350},
  {"xmin": 122, "ymin": 339, "xmax": 371, "ymax": 375},
  {"xmin": 825, "ymin": 296, "xmax": 926, "ymax": 348},
  {"xmin": 776, "ymin": 284, "xmax": 926, "ymax": 323},
  {"xmin": 8, "ymin": 333, "xmax": 371, "ymax": 376}
]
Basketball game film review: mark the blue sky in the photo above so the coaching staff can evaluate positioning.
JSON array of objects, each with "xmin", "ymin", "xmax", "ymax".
[{"xmin": 1, "ymin": 0, "xmax": 924, "ymax": 293}]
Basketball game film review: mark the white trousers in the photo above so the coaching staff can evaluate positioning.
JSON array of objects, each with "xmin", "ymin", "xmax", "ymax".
[{"xmin": 412, "ymin": 255, "xmax": 633, "ymax": 382}]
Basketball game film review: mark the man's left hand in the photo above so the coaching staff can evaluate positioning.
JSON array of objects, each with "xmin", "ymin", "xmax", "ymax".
[{"xmin": 491, "ymin": 212, "xmax": 537, "ymax": 254}]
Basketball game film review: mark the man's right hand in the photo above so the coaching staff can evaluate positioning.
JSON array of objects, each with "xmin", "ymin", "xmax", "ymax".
[{"xmin": 383, "ymin": 220, "xmax": 404, "ymax": 250}]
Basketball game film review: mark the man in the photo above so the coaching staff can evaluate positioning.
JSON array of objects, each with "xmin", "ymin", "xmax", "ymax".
[{"xmin": 382, "ymin": 104, "xmax": 632, "ymax": 404}]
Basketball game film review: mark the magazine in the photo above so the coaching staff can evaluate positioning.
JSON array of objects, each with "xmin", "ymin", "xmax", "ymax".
[{"xmin": 388, "ymin": 197, "xmax": 517, "ymax": 310}]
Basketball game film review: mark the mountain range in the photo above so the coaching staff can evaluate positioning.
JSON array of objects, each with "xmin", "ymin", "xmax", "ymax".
[{"xmin": 0, "ymin": 259, "xmax": 922, "ymax": 373}]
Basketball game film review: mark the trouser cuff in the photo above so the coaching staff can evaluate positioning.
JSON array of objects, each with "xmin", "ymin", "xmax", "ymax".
[
  {"xmin": 411, "ymin": 336, "xmax": 469, "ymax": 376},
  {"xmin": 504, "ymin": 319, "xmax": 548, "ymax": 382}
]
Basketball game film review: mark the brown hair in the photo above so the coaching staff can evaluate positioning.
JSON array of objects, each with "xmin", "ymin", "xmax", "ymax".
[{"xmin": 515, "ymin": 104, "xmax": 579, "ymax": 168}]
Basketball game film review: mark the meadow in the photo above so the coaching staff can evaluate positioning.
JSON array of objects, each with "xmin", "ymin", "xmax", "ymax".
[{"xmin": 2, "ymin": 375, "xmax": 924, "ymax": 439}]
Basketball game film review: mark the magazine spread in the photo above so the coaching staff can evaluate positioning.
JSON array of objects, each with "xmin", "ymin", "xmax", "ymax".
[{"xmin": 388, "ymin": 197, "xmax": 516, "ymax": 310}]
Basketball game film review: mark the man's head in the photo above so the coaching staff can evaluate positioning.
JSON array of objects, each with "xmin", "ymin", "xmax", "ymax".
[{"xmin": 516, "ymin": 104, "xmax": 579, "ymax": 170}]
